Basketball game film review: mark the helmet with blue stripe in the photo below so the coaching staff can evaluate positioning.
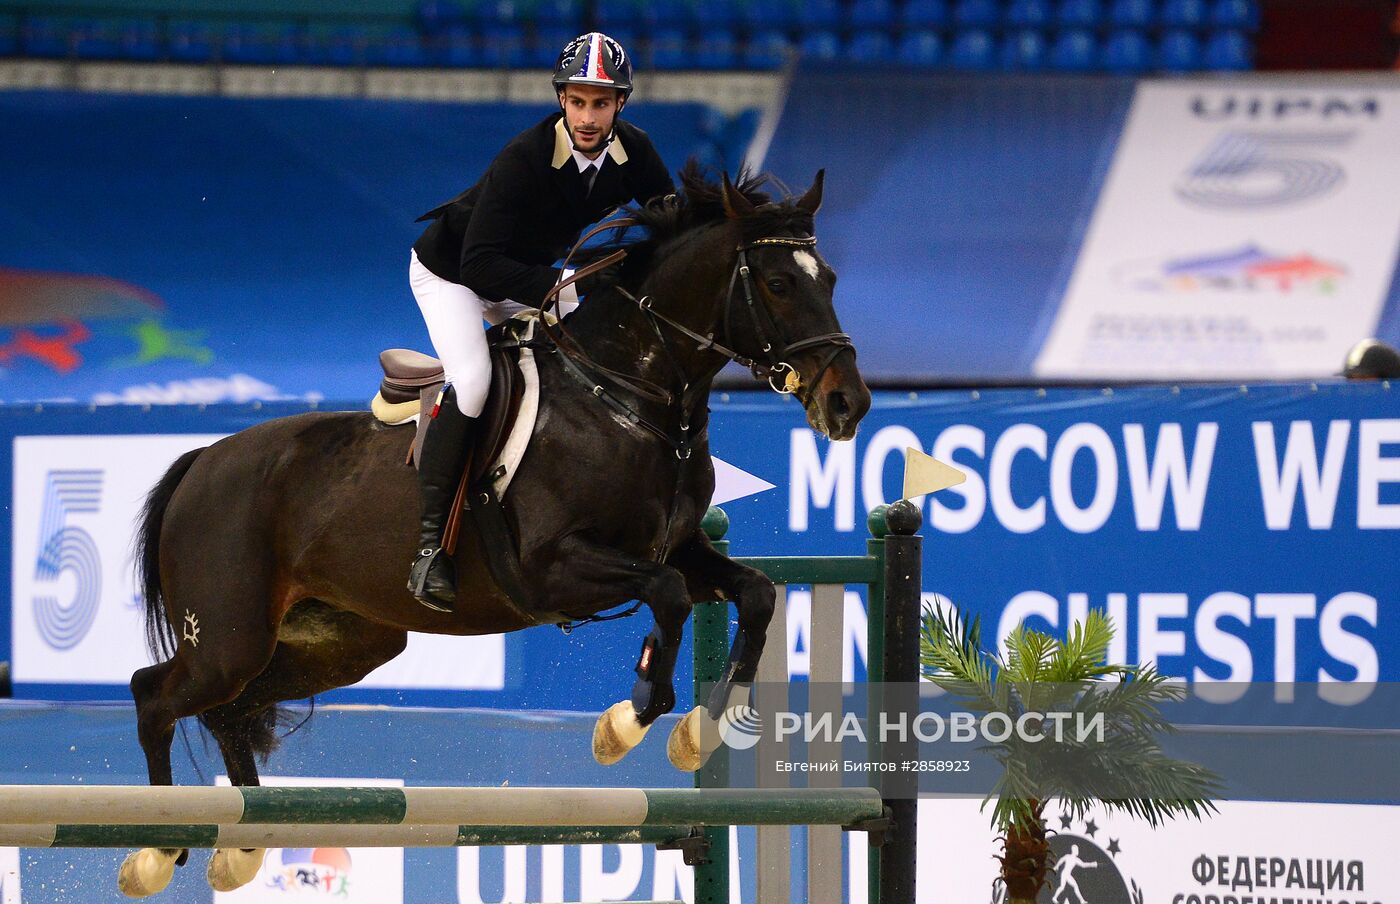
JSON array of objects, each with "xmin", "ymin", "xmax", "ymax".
[{"xmin": 552, "ymin": 32, "xmax": 633, "ymax": 99}]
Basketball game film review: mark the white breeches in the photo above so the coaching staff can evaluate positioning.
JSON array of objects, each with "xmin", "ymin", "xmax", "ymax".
[{"xmin": 409, "ymin": 250, "xmax": 575, "ymax": 416}]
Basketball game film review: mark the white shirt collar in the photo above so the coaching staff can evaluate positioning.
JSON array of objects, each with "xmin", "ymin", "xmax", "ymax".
[{"xmin": 571, "ymin": 141, "xmax": 607, "ymax": 175}]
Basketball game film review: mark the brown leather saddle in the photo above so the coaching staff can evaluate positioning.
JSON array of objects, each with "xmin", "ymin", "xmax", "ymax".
[{"xmin": 376, "ymin": 322, "xmax": 530, "ymax": 562}]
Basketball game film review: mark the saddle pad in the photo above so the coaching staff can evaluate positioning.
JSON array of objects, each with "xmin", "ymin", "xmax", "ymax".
[{"xmin": 489, "ymin": 316, "xmax": 542, "ymax": 499}]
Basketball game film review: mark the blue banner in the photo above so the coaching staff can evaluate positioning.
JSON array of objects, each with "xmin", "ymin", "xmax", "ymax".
[{"xmin": 3, "ymin": 382, "xmax": 1398, "ymax": 710}]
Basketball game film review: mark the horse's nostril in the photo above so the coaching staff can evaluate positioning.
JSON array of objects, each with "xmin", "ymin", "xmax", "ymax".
[{"xmin": 829, "ymin": 390, "xmax": 851, "ymax": 421}]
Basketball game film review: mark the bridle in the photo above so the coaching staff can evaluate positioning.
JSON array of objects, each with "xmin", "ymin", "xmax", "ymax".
[{"xmin": 538, "ymin": 220, "xmax": 854, "ymax": 417}]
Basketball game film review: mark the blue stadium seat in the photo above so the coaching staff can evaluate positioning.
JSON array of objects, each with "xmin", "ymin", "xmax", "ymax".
[
  {"xmin": 1048, "ymin": 28, "xmax": 1096, "ymax": 70},
  {"xmin": 73, "ymin": 19, "xmax": 122, "ymax": 60},
  {"xmin": 896, "ymin": 29, "xmax": 943, "ymax": 66},
  {"xmin": 1156, "ymin": 28, "xmax": 1201, "ymax": 69},
  {"xmin": 306, "ymin": 26, "xmax": 367, "ymax": 66},
  {"xmin": 378, "ymin": 25, "xmax": 430, "ymax": 66},
  {"xmin": 845, "ymin": 29, "xmax": 894, "ymax": 64},
  {"xmin": 803, "ymin": 0, "xmax": 844, "ymax": 29},
  {"xmin": 1203, "ymin": 28, "xmax": 1250, "ymax": 69},
  {"xmin": 1209, "ymin": 0, "xmax": 1258, "ymax": 29},
  {"xmin": 593, "ymin": 0, "xmax": 636, "ymax": 30},
  {"xmin": 744, "ymin": 0, "xmax": 800, "ymax": 29},
  {"xmin": 601, "ymin": 26, "xmax": 639, "ymax": 53},
  {"xmin": 1005, "ymin": 0, "xmax": 1053, "ymax": 28},
  {"xmin": 948, "ymin": 28, "xmax": 995, "ymax": 69},
  {"xmin": 1158, "ymin": 0, "xmax": 1205, "ymax": 27},
  {"xmin": 695, "ymin": 29, "xmax": 739, "ymax": 68},
  {"xmin": 416, "ymin": 0, "xmax": 467, "ymax": 35},
  {"xmin": 437, "ymin": 24, "xmax": 478, "ymax": 66},
  {"xmin": 954, "ymin": 0, "xmax": 1000, "ymax": 27},
  {"xmin": 799, "ymin": 29, "xmax": 840, "ymax": 62},
  {"xmin": 117, "ymin": 19, "xmax": 160, "ymax": 61},
  {"xmin": 848, "ymin": 0, "xmax": 897, "ymax": 28},
  {"xmin": 533, "ymin": 0, "xmax": 583, "ymax": 30},
  {"xmin": 0, "ymin": 16, "xmax": 18, "ymax": 57},
  {"xmin": 902, "ymin": 0, "xmax": 949, "ymax": 28},
  {"xmin": 167, "ymin": 20, "xmax": 217, "ymax": 63},
  {"xmin": 223, "ymin": 23, "xmax": 301, "ymax": 65},
  {"xmin": 22, "ymin": 16, "xmax": 70, "ymax": 58},
  {"xmin": 1108, "ymin": 0, "xmax": 1154, "ymax": 27},
  {"xmin": 645, "ymin": 0, "xmax": 694, "ymax": 29},
  {"xmin": 744, "ymin": 29, "xmax": 792, "ymax": 68},
  {"xmin": 479, "ymin": 23, "xmax": 526, "ymax": 67},
  {"xmin": 1100, "ymin": 28, "xmax": 1150, "ymax": 71},
  {"xmin": 693, "ymin": 0, "xmax": 741, "ymax": 28},
  {"xmin": 479, "ymin": 0, "xmax": 524, "ymax": 26},
  {"xmin": 528, "ymin": 26, "xmax": 576, "ymax": 66},
  {"xmin": 649, "ymin": 28, "xmax": 691, "ymax": 69},
  {"xmin": 999, "ymin": 28, "xmax": 1047, "ymax": 69},
  {"xmin": 1057, "ymin": 0, "xmax": 1103, "ymax": 27}
]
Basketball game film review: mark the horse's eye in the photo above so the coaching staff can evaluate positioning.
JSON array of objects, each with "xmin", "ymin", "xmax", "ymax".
[{"xmin": 766, "ymin": 279, "xmax": 786, "ymax": 294}]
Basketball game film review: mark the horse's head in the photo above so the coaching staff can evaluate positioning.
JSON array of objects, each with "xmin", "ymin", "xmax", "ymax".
[{"xmin": 719, "ymin": 171, "xmax": 871, "ymax": 441}]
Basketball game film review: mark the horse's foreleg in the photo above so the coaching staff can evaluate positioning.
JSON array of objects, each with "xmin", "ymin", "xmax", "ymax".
[
  {"xmin": 546, "ymin": 536, "xmax": 692, "ymax": 766},
  {"xmin": 663, "ymin": 531, "xmax": 777, "ymax": 772}
]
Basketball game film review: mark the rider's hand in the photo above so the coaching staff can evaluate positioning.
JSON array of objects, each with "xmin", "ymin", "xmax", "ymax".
[{"xmin": 575, "ymin": 262, "xmax": 623, "ymax": 296}]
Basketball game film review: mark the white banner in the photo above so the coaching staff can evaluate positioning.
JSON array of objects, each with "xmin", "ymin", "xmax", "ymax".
[
  {"xmin": 0, "ymin": 848, "xmax": 18, "ymax": 904},
  {"xmin": 1036, "ymin": 78, "xmax": 1400, "ymax": 380},
  {"xmin": 214, "ymin": 775, "xmax": 404, "ymax": 904},
  {"xmin": 10, "ymin": 435, "xmax": 503, "ymax": 691},
  {"xmin": 919, "ymin": 798, "xmax": 1400, "ymax": 903}
]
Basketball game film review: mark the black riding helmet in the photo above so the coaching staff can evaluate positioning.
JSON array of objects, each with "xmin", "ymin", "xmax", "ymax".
[{"xmin": 552, "ymin": 32, "xmax": 633, "ymax": 100}]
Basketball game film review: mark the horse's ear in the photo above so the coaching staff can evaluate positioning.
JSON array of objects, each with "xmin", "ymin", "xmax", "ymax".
[
  {"xmin": 796, "ymin": 169, "xmax": 824, "ymax": 216},
  {"xmin": 721, "ymin": 172, "xmax": 756, "ymax": 220}
]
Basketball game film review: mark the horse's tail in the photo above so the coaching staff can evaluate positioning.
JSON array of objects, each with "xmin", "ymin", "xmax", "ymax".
[{"xmin": 137, "ymin": 447, "xmax": 206, "ymax": 662}]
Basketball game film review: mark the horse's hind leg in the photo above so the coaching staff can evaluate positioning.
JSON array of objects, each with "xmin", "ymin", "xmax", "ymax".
[
  {"xmin": 199, "ymin": 707, "xmax": 269, "ymax": 893},
  {"xmin": 199, "ymin": 604, "xmax": 408, "ymax": 893},
  {"xmin": 123, "ymin": 600, "xmax": 279, "ymax": 897}
]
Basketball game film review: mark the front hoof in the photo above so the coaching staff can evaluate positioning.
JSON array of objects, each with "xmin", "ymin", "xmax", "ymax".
[
  {"xmin": 592, "ymin": 700, "xmax": 651, "ymax": 766},
  {"xmin": 118, "ymin": 848, "xmax": 178, "ymax": 898},
  {"xmin": 208, "ymin": 847, "xmax": 266, "ymax": 892}
]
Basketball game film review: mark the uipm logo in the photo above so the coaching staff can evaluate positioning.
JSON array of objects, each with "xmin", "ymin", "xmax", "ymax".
[{"xmin": 32, "ymin": 469, "xmax": 104, "ymax": 650}]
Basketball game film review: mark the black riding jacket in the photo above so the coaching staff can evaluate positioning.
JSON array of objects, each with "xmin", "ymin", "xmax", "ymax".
[{"xmin": 413, "ymin": 113, "xmax": 674, "ymax": 307}]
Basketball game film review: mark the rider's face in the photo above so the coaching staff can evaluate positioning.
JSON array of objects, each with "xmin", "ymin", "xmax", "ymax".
[{"xmin": 560, "ymin": 85, "xmax": 623, "ymax": 158}]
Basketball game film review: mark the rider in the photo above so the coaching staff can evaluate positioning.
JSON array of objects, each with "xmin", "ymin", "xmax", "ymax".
[{"xmin": 407, "ymin": 32, "xmax": 675, "ymax": 612}]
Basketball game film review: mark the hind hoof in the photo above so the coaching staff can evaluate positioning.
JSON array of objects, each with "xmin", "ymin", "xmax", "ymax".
[
  {"xmin": 592, "ymin": 700, "xmax": 651, "ymax": 766},
  {"xmin": 118, "ymin": 848, "xmax": 178, "ymax": 898},
  {"xmin": 208, "ymin": 847, "xmax": 266, "ymax": 892}
]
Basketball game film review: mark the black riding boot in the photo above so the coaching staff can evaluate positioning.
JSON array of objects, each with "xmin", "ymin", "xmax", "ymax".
[{"xmin": 408, "ymin": 386, "xmax": 475, "ymax": 612}]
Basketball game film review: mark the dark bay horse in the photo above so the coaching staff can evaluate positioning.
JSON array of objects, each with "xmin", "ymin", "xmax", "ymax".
[{"xmin": 119, "ymin": 165, "xmax": 871, "ymax": 896}]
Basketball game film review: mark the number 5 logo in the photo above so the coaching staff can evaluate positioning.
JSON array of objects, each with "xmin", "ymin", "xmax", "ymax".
[
  {"xmin": 1176, "ymin": 130, "xmax": 1354, "ymax": 209},
  {"xmin": 33, "ymin": 470, "xmax": 103, "ymax": 650}
]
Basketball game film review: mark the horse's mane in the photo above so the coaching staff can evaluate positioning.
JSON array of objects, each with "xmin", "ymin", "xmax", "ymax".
[{"xmin": 578, "ymin": 159, "xmax": 816, "ymax": 289}]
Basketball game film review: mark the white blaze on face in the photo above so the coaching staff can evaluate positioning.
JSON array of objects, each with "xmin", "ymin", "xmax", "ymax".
[{"xmin": 793, "ymin": 250, "xmax": 820, "ymax": 281}]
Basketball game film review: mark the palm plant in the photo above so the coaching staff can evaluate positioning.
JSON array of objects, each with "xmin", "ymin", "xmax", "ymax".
[{"xmin": 920, "ymin": 606, "xmax": 1220, "ymax": 904}]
